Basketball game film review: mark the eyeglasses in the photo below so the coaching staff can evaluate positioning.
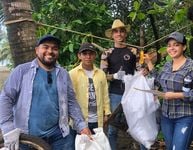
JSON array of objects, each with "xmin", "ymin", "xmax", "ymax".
[
  {"xmin": 47, "ymin": 72, "xmax": 52, "ymax": 84},
  {"xmin": 112, "ymin": 28, "xmax": 126, "ymax": 33}
]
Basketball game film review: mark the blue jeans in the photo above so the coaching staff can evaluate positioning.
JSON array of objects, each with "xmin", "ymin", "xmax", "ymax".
[
  {"xmin": 108, "ymin": 93, "xmax": 122, "ymax": 150},
  {"xmin": 161, "ymin": 115, "xmax": 193, "ymax": 150},
  {"xmin": 21, "ymin": 127, "xmax": 75, "ymax": 150}
]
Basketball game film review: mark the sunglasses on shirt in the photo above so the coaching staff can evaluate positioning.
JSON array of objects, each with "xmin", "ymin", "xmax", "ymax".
[{"xmin": 47, "ymin": 72, "xmax": 52, "ymax": 84}]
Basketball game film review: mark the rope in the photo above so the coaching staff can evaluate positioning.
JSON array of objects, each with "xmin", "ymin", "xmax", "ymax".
[
  {"xmin": 36, "ymin": 22, "xmax": 193, "ymax": 49},
  {"xmin": 4, "ymin": 19, "xmax": 34, "ymax": 25},
  {"xmin": 36, "ymin": 22, "xmax": 142, "ymax": 49},
  {"xmin": 143, "ymin": 23, "xmax": 193, "ymax": 49},
  {"xmin": 4, "ymin": 18, "xmax": 193, "ymax": 50},
  {"xmin": 36, "ymin": 22, "xmax": 114, "ymax": 43}
]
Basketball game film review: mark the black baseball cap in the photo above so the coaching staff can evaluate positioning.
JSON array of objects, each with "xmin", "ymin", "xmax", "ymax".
[
  {"xmin": 36, "ymin": 35, "xmax": 61, "ymax": 47},
  {"xmin": 79, "ymin": 43, "xmax": 97, "ymax": 53},
  {"xmin": 165, "ymin": 32, "xmax": 186, "ymax": 44}
]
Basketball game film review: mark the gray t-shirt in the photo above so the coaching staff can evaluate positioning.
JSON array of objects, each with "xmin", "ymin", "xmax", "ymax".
[{"xmin": 84, "ymin": 70, "xmax": 98, "ymax": 123}]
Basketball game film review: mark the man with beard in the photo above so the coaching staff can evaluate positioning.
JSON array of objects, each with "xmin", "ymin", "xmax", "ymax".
[{"xmin": 0, "ymin": 35, "xmax": 91, "ymax": 150}]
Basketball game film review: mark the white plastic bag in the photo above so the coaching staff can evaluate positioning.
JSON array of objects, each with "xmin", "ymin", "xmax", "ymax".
[
  {"xmin": 75, "ymin": 127, "xmax": 111, "ymax": 150},
  {"xmin": 122, "ymin": 72, "xmax": 160, "ymax": 149},
  {"xmin": 0, "ymin": 148, "xmax": 9, "ymax": 150}
]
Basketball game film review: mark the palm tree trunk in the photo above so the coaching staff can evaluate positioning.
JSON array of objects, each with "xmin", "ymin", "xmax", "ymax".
[{"xmin": 1, "ymin": 0, "xmax": 36, "ymax": 67}]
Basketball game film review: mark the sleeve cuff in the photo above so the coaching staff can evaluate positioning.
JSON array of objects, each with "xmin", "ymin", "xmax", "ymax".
[
  {"xmin": 183, "ymin": 91, "xmax": 193, "ymax": 102},
  {"xmin": 76, "ymin": 121, "xmax": 87, "ymax": 133}
]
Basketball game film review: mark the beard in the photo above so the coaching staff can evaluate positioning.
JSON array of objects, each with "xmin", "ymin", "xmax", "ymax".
[{"xmin": 37, "ymin": 55, "xmax": 56, "ymax": 68}]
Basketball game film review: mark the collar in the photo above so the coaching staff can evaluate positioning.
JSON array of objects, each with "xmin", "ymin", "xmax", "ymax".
[{"xmin": 76, "ymin": 63, "xmax": 99, "ymax": 72}]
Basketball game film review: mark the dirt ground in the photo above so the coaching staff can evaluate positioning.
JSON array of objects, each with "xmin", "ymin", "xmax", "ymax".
[
  {"xmin": 116, "ymin": 130, "xmax": 167, "ymax": 150},
  {"xmin": 117, "ymin": 129, "xmax": 193, "ymax": 150},
  {"xmin": 117, "ymin": 130, "xmax": 140, "ymax": 150}
]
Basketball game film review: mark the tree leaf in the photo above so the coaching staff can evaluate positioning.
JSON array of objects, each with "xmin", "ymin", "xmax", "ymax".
[
  {"xmin": 174, "ymin": 9, "xmax": 186, "ymax": 23},
  {"xmin": 158, "ymin": 47, "xmax": 166, "ymax": 53},
  {"xmin": 72, "ymin": 19, "xmax": 83, "ymax": 24},
  {"xmin": 137, "ymin": 12, "xmax": 146, "ymax": 20},
  {"xmin": 50, "ymin": 29, "xmax": 58, "ymax": 35},
  {"xmin": 128, "ymin": 12, "xmax": 137, "ymax": 21},
  {"xmin": 133, "ymin": 1, "xmax": 140, "ymax": 11},
  {"xmin": 69, "ymin": 43, "xmax": 74, "ymax": 52}
]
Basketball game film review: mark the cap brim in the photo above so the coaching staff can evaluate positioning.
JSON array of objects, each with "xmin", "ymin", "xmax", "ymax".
[
  {"xmin": 165, "ymin": 37, "xmax": 182, "ymax": 44},
  {"xmin": 79, "ymin": 49, "xmax": 96, "ymax": 53},
  {"xmin": 105, "ymin": 25, "xmax": 130, "ymax": 38}
]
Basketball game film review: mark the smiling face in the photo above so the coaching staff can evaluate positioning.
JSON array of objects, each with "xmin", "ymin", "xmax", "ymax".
[
  {"xmin": 35, "ymin": 41, "xmax": 59, "ymax": 70},
  {"xmin": 78, "ymin": 50, "xmax": 96, "ymax": 70},
  {"xmin": 167, "ymin": 39, "xmax": 186, "ymax": 59},
  {"xmin": 112, "ymin": 27, "xmax": 127, "ymax": 43}
]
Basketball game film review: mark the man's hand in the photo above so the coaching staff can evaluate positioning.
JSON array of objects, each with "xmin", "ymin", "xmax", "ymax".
[
  {"xmin": 3, "ymin": 128, "xmax": 21, "ymax": 150},
  {"xmin": 80, "ymin": 128, "xmax": 92, "ymax": 140},
  {"xmin": 103, "ymin": 115, "xmax": 110, "ymax": 123},
  {"xmin": 80, "ymin": 128, "xmax": 92, "ymax": 136},
  {"xmin": 106, "ymin": 74, "xmax": 113, "ymax": 81},
  {"xmin": 103, "ymin": 115, "xmax": 110, "ymax": 128},
  {"xmin": 113, "ymin": 70, "xmax": 125, "ymax": 80}
]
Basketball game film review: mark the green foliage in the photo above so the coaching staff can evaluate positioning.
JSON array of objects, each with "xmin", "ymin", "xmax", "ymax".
[
  {"xmin": 127, "ymin": 0, "xmax": 193, "ymax": 69},
  {"xmin": 32, "ymin": 0, "xmax": 112, "ymax": 69},
  {"xmin": 30, "ymin": 0, "xmax": 193, "ymax": 70},
  {"xmin": 128, "ymin": 1, "xmax": 146, "ymax": 21},
  {"xmin": 157, "ymin": 131, "xmax": 164, "ymax": 141},
  {"xmin": 174, "ymin": 8, "xmax": 187, "ymax": 23},
  {"xmin": 147, "ymin": 3, "xmax": 165, "ymax": 15}
]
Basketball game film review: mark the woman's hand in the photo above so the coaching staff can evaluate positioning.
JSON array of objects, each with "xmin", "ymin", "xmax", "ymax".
[
  {"xmin": 140, "ymin": 67, "xmax": 149, "ymax": 76},
  {"xmin": 144, "ymin": 54, "xmax": 154, "ymax": 71}
]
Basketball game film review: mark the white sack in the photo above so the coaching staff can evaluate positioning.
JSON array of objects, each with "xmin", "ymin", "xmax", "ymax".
[
  {"xmin": 75, "ymin": 127, "xmax": 111, "ymax": 150},
  {"xmin": 122, "ymin": 72, "xmax": 160, "ymax": 149}
]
